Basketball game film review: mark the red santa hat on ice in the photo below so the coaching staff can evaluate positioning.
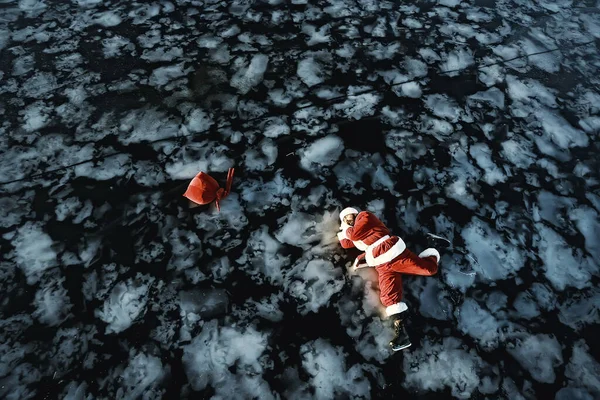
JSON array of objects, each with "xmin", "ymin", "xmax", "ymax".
[
  {"xmin": 339, "ymin": 207, "xmax": 359, "ymax": 222},
  {"xmin": 183, "ymin": 168, "xmax": 235, "ymax": 211}
]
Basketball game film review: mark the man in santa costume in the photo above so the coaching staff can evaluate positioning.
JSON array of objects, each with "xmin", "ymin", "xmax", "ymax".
[{"xmin": 337, "ymin": 207, "xmax": 447, "ymax": 351}]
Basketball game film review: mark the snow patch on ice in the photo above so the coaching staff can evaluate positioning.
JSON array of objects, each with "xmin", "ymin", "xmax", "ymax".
[
  {"xmin": 297, "ymin": 57, "xmax": 328, "ymax": 87},
  {"xmin": 439, "ymin": 0, "xmax": 462, "ymax": 7},
  {"xmin": 237, "ymin": 225, "xmax": 290, "ymax": 284},
  {"xmin": 20, "ymin": 71, "xmax": 57, "ymax": 98},
  {"xmin": 33, "ymin": 277, "xmax": 72, "ymax": 326},
  {"xmin": 243, "ymin": 139, "xmax": 278, "ymax": 171},
  {"xmin": 570, "ymin": 207, "xmax": 600, "ymax": 263},
  {"xmin": 565, "ymin": 340, "xmax": 600, "ymax": 397},
  {"xmin": 555, "ymin": 388, "xmax": 595, "ymax": 400},
  {"xmin": 286, "ymin": 258, "xmax": 344, "ymax": 314},
  {"xmin": 275, "ymin": 211, "xmax": 330, "ymax": 250},
  {"xmin": 501, "ymin": 136, "xmax": 536, "ymax": 168},
  {"xmin": 74, "ymin": 153, "xmax": 131, "ymax": 180},
  {"xmin": 231, "ymin": 54, "xmax": 269, "ymax": 94},
  {"xmin": 386, "ymin": 129, "xmax": 429, "ymax": 164},
  {"xmin": 425, "ymin": 94, "xmax": 466, "ymax": 123},
  {"xmin": 403, "ymin": 17, "xmax": 423, "ymax": 29},
  {"xmin": 102, "ymin": 35, "xmax": 132, "ymax": 58},
  {"xmin": 558, "ymin": 288, "xmax": 600, "ymax": 330},
  {"xmin": 301, "ymin": 339, "xmax": 371, "ymax": 399},
  {"xmin": 535, "ymin": 191, "xmax": 575, "ymax": 229},
  {"xmin": 129, "ymin": 4, "xmax": 161, "ymax": 25},
  {"xmin": 535, "ymin": 223, "xmax": 597, "ymax": 291},
  {"xmin": 462, "ymin": 217, "xmax": 525, "ymax": 281},
  {"xmin": 403, "ymin": 336, "xmax": 490, "ymax": 399},
  {"xmin": 299, "ymin": 135, "xmax": 343, "ymax": 171},
  {"xmin": 4, "ymin": 222, "xmax": 57, "ymax": 284},
  {"xmin": 507, "ymin": 333, "xmax": 563, "ymax": 383},
  {"xmin": 419, "ymin": 48, "xmax": 441, "ymax": 63},
  {"xmin": 512, "ymin": 291, "xmax": 540, "ymax": 319},
  {"xmin": 440, "ymin": 49, "xmax": 474, "ymax": 76},
  {"xmin": 119, "ymin": 351, "xmax": 167, "ymax": 399},
  {"xmin": 506, "ymin": 76, "xmax": 557, "ymax": 107},
  {"xmin": 55, "ymin": 197, "xmax": 93, "ymax": 223},
  {"xmin": 333, "ymin": 92, "xmax": 380, "ymax": 120},
  {"xmin": 93, "ymin": 11, "xmax": 121, "ymax": 27},
  {"xmin": 302, "ymin": 23, "xmax": 331, "ymax": 46},
  {"xmin": 519, "ymin": 38, "xmax": 561, "ymax": 73},
  {"xmin": 167, "ymin": 228, "xmax": 203, "ymax": 272},
  {"xmin": 469, "ymin": 143, "xmax": 506, "ymax": 185},
  {"xmin": 148, "ymin": 63, "xmax": 189, "ymax": 87},
  {"xmin": 62, "ymin": 382, "xmax": 89, "ymax": 400},
  {"xmin": 142, "ymin": 46, "xmax": 183, "ymax": 62},
  {"xmin": 183, "ymin": 320, "xmax": 273, "ymax": 398},
  {"xmin": 235, "ymin": 294, "xmax": 284, "ymax": 323},
  {"xmin": 96, "ymin": 276, "xmax": 154, "ymax": 334},
  {"xmin": 417, "ymin": 279, "xmax": 453, "ymax": 321},
  {"xmin": 262, "ymin": 118, "xmax": 290, "ymax": 138},
  {"xmin": 468, "ymin": 87, "xmax": 505, "ymax": 109},
  {"xmin": 239, "ymin": 173, "xmax": 296, "ymax": 215},
  {"xmin": 185, "ymin": 108, "xmax": 213, "ymax": 133},
  {"xmin": 21, "ymin": 101, "xmax": 50, "ymax": 132},
  {"xmin": 179, "ymin": 289, "xmax": 229, "ymax": 320},
  {"xmin": 458, "ymin": 298, "xmax": 502, "ymax": 350},
  {"xmin": 537, "ymin": 107, "xmax": 589, "ymax": 150},
  {"xmin": 119, "ymin": 107, "xmax": 179, "ymax": 144}
]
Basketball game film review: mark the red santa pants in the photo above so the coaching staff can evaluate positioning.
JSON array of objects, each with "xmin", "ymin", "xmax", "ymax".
[{"xmin": 376, "ymin": 249, "xmax": 438, "ymax": 307}]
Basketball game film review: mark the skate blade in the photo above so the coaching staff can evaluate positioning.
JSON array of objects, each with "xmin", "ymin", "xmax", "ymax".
[
  {"xmin": 391, "ymin": 342, "xmax": 412, "ymax": 352},
  {"xmin": 426, "ymin": 233, "xmax": 451, "ymax": 244}
]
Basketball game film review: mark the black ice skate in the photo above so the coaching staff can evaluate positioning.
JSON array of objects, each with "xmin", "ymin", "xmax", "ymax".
[{"xmin": 389, "ymin": 314, "xmax": 411, "ymax": 352}]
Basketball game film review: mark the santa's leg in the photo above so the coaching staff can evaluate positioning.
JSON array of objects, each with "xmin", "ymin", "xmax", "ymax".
[
  {"xmin": 389, "ymin": 248, "xmax": 439, "ymax": 276},
  {"xmin": 377, "ymin": 266, "xmax": 411, "ymax": 351}
]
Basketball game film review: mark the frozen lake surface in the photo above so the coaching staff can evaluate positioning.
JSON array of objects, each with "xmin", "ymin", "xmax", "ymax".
[{"xmin": 0, "ymin": 0, "xmax": 599, "ymax": 398}]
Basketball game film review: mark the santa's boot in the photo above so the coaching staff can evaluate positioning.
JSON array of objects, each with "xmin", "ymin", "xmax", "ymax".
[
  {"xmin": 426, "ymin": 233, "xmax": 451, "ymax": 249},
  {"xmin": 389, "ymin": 313, "xmax": 411, "ymax": 351}
]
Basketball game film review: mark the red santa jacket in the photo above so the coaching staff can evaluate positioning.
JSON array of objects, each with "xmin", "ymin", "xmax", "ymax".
[{"xmin": 337, "ymin": 211, "xmax": 407, "ymax": 267}]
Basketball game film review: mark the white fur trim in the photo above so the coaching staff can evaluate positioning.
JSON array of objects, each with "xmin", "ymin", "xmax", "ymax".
[
  {"xmin": 386, "ymin": 302, "xmax": 408, "ymax": 316},
  {"xmin": 353, "ymin": 240, "xmax": 368, "ymax": 251},
  {"xmin": 352, "ymin": 257, "xmax": 371, "ymax": 270},
  {"xmin": 365, "ymin": 236, "xmax": 406, "ymax": 267},
  {"xmin": 418, "ymin": 248, "xmax": 440, "ymax": 263},
  {"xmin": 339, "ymin": 207, "xmax": 359, "ymax": 222}
]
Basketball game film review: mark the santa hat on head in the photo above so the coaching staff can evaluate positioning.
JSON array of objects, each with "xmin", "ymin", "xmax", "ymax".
[
  {"xmin": 339, "ymin": 207, "xmax": 359, "ymax": 222},
  {"xmin": 183, "ymin": 168, "xmax": 235, "ymax": 212}
]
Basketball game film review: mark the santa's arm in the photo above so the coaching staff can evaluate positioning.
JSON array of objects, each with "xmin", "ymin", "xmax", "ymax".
[
  {"xmin": 343, "ymin": 224, "xmax": 359, "ymax": 241},
  {"xmin": 339, "ymin": 238, "xmax": 354, "ymax": 249},
  {"xmin": 352, "ymin": 253, "xmax": 369, "ymax": 269},
  {"xmin": 337, "ymin": 223, "xmax": 355, "ymax": 249}
]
